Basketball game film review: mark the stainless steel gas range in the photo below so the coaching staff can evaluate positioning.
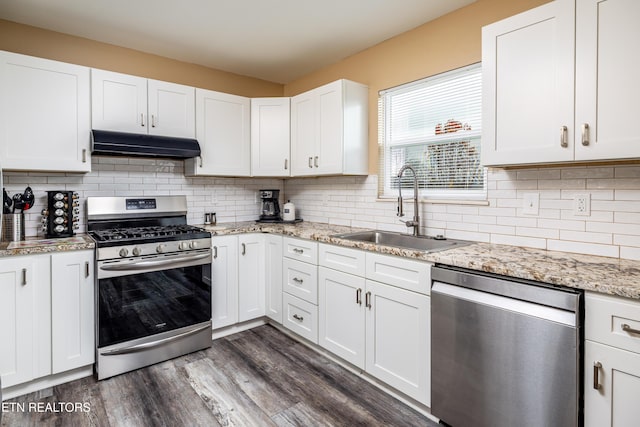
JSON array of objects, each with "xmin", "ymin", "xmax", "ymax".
[{"xmin": 87, "ymin": 196, "xmax": 212, "ymax": 380}]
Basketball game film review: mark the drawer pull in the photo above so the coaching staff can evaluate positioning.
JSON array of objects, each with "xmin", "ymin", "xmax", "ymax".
[
  {"xmin": 593, "ymin": 361, "xmax": 602, "ymax": 390},
  {"xmin": 292, "ymin": 277, "xmax": 304, "ymax": 284},
  {"xmin": 293, "ymin": 314, "xmax": 304, "ymax": 322},
  {"xmin": 356, "ymin": 288, "xmax": 362, "ymax": 305},
  {"xmin": 293, "ymin": 248, "xmax": 304, "ymax": 254},
  {"xmin": 621, "ymin": 323, "xmax": 640, "ymax": 335}
]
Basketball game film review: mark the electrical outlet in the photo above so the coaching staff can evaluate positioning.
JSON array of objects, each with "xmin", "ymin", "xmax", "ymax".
[
  {"xmin": 522, "ymin": 192, "xmax": 539, "ymax": 216},
  {"xmin": 573, "ymin": 193, "xmax": 591, "ymax": 216}
]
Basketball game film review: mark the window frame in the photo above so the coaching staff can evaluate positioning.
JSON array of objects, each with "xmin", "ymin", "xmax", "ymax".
[{"xmin": 378, "ymin": 63, "xmax": 487, "ymax": 202}]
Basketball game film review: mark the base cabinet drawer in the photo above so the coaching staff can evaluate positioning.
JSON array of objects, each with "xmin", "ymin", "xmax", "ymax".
[
  {"xmin": 282, "ymin": 293, "xmax": 318, "ymax": 344},
  {"xmin": 366, "ymin": 252, "xmax": 431, "ymax": 295},
  {"xmin": 586, "ymin": 292, "xmax": 640, "ymax": 354},
  {"xmin": 283, "ymin": 237, "xmax": 318, "ymax": 264},
  {"xmin": 283, "ymin": 258, "xmax": 318, "ymax": 304}
]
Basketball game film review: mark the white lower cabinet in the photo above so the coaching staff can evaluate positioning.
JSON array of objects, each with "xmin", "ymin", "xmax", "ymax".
[
  {"xmin": 264, "ymin": 234, "xmax": 283, "ymax": 323},
  {"xmin": 211, "ymin": 234, "xmax": 282, "ymax": 329},
  {"xmin": 51, "ymin": 251, "xmax": 95, "ymax": 374},
  {"xmin": 1, "ymin": 250, "xmax": 94, "ymax": 390},
  {"xmin": 318, "ymin": 244, "xmax": 431, "ymax": 406},
  {"xmin": 282, "ymin": 293, "xmax": 318, "ymax": 344},
  {"xmin": 585, "ymin": 292, "xmax": 640, "ymax": 427},
  {"xmin": 0, "ymin": 255, "xmax": 51, "ymax": 388}
]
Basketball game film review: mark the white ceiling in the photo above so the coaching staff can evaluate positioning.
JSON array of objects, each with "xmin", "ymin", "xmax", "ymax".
[{"xmin": 0, "ymin": 0, "xmax": 475, "ymax": 84}]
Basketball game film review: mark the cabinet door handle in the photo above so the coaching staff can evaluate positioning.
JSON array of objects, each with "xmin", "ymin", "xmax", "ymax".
[
  {"xmin": 198, "ymin": 156, "xmax": 203, "ymax": 168},
  {"xmin": 292, "ymin": 277, "xmax": 304, "ymax": 284},
  {"xmin": 21, "ymin": 268, "xmax": 27, "ymax": 286},
  {"xmin": 365, "ymin": 291, "xmax": 372, "ymax": 309},
  {"xmin": 560, "ymin": 126, "xmax": 568, "ymax": 148},
  {"xmin": 141, "ymin": 113, "xmax": 145, "ymax": 127},
  {"xmin": 85, "ymin": 261, "xmax": 90, "ymax": 278},
  {"xmin": 293, "ymin": 314, "xmax": 304, "ymax": 322},
  {"xmin": 241, "ymin": 243, "xmax": 246, "ymax": 256},
  {"xmin": 308, "ymin": 157, "xmax": 313, "ymax": 168},
  {"xmin": 284, "ymin": 159, "xmax": 288, "ymax": 170},
  {"xmin": 213, "ymin": 246, "xmax": 218, "ymax": 259},
  {"xmin": 314, "ymin": 156, "xmax": 319, "ymax": 168},
  {"xmin": 622, "ymin": 323, "xmax": 640, "ymax": 335},
  {"xmin": 82, "ymin": 148, "xmax": 88, "ymax": 163},
  {"xmin": 151, "ymin": 114, "xmax": 156, "ymax": 128},
  {"xmin": 356, "ymin": 288, "xmax": 362, "ymax": 305},
  {"xmin": 593, "ymin": 361, "xmax": 602, "ymax": 390},
  {"xmin": 581, "ymin": 123, "xmax": 590, "ymax": 146}
]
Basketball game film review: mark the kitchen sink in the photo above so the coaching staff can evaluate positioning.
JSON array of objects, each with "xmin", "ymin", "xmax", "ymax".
[{"xmin": 331, "ymin": 230, "xmax": 472, "ymax": 253}]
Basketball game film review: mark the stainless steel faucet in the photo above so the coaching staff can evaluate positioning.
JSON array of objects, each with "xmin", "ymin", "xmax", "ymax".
[{"xmin": 396, "ymin": 164, "xmax": 420, "ymax": 236}]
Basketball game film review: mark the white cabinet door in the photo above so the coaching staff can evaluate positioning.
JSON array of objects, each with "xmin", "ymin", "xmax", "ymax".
[
  {"xmin": 185, "ymin": 88, "xmax": 250, "ymax": 176},
  {"xmin": 318, "ymin": 266, "xmax": 365, "ymax": 369},
  {"xmin": 238, "ymin": 234, "xmax": 265, "ymax": 322},
  {"xmin": 481, "ymin": 0, "xmax": 575, "ymax": 166},
  {"xmin": 0, "ymin": 255, "xmax": 51, "ymax": 388},
  {"xmin": 290, "ymin": 90, "xmax": 317, "ymax": 176},
  {"xmin": 0, "ymin": 51, "xmax": 91, "ymax": 172},
  {"xmin": 585, "ymin": 340, "xmax": 640, "ymax": 427},
  {"xmin": 264, "ymin": 234, "xmax": 283, "ymax": 323},
  {"xmin": 251, "ymin": 98, "xmax": 290, "ymax": 177},
  {"xmin": 147, "ymin": 79, "xmax": 195, "ymax": 138},
  {"xmin": 91, "ymin": 68, "xmax": 147, "ymax": 134},
  {"xmin": 51, "ymin": 251, "xmax": 94, "ymax": 374},
  {"xmin": 365, "ymin": 280, "xmax": 430, "ymax": 406},
  {"xmin": 211, "ymin": 235, "xmax": 239, "ymax": 330},
  {"xmin": 290, "ymin": 79, "xmax": 368, "ymax": 176},
  {"xmin": 575, "ymin": 0, "xmax": 640, "ymax": 161}
]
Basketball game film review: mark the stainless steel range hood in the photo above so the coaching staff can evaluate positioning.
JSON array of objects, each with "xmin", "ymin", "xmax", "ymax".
[{"xmin": 91, "ymin": 130, "xmax": 201, "ymax": 159}]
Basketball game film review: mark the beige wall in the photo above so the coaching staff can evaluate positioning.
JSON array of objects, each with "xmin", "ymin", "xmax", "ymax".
[
  {"xmin": 0, "ymin": 19, "xmax": 283, "ymax": 97},
  {"xmin": 283, "ymin": 0, "xmax": 551, "ymax": 172}
]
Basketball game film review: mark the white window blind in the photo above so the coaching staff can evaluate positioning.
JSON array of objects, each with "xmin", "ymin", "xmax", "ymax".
[{"xmin": 379, "ymin": 64, "xmax": 485, "ymax": 200}]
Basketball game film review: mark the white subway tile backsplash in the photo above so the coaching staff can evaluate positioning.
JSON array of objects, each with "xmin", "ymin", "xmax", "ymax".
[{"xmin": 547, "ymin": 240, "xmax": 619, "ymax": 258}]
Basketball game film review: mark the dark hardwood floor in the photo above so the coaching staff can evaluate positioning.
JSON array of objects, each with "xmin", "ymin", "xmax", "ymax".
[{"xmin": 2, "ymin": 325, "xmax": 437, "ymax": 427}]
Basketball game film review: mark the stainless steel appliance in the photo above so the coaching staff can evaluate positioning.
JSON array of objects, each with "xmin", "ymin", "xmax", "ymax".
[
  {"xmin": 257, "ymin": 189, "xmax": 281, "ymax": 222},
  {"xmin": 431, "ymin": 265, "xmax": 583, "ymax": 427},
  {"xmin": 42, "ymin": 190, "xmax": 80, "ymax": 238},
  {"xmin": 87, "ymin": 196, "xmax": 212, "ymax": 380}
]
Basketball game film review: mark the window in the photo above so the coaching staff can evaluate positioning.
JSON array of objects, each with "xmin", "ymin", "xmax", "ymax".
[{"xmin": 378, "ymin": 64, "xmax": 485, "ymax": 200}]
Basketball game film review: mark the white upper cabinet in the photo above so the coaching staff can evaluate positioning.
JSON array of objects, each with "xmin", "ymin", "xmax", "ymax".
[
  {"xmin": 482, "ymin": 0, "xmax": 640, "ymax": 166},
  {"xmin": 290, "ymin": 79, "xmax": 368, "ymax": 176},
  {"xmin": 574, "ymin": 0, "xmax": 640, "ymax": 161},
  {"xmin": 91, "ymin": 69, "xmax": 195, "ymax": 138},
  {"xmin": 185, "ymin": 88, "xmax": 250, "ymax": 176},
  {"xmin": 251, "ymin": 97, "xmax": 291, "ymax": 177},
  {"xmin": 0, "ymin": 51, "xmax": 91, "ymax": 172},
  {"xmin": 482, "ymin": 0, "xmax": 575, "ymax": 166}
]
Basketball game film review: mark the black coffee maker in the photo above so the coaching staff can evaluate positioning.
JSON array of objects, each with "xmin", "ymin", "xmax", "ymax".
[{"xmin": 258, "ymin": 189, "xmax": 281, "ymax": 222}]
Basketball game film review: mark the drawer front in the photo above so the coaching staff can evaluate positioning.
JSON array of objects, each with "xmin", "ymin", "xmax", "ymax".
[
  {"xmin": 283, "ymin": 258, "xmax": 318, "ymax": 304},
  {"xmin": 283, "ymin": 237, "xmax": 318, "ymax": 264},
  {"xmin": 366, "ymin": 252, "xmax": 431, "ymax": 295},
  {"xmin": 586, "ymin": 292, "xmax": 640, "ymax": 354},
  {"xmin": 282, "ymin": 293, "xmax": 318, "ymax": 344},
  {"xmin": 319, "ymin": 243, "xmax": 366, "ymax": 276}
]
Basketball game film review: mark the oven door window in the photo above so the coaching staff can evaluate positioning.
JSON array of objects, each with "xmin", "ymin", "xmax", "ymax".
[{"xmin": 98, "ymin": 264, "xmax": 211, "ymax": 348}]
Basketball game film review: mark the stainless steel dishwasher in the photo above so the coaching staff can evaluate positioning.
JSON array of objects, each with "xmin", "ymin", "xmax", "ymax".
[{"xmin": 431, "ymin": 265, "xmax": 583, "ymax": 427}]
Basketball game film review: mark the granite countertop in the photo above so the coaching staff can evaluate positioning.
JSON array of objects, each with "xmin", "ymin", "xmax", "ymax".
[
  {"xmin": 205, "ymin": 221, "xmax": 640, "ymax": 300},
  {"xmin": 0, "ymin": 234, "xmax": 95, "ymax": 257}
]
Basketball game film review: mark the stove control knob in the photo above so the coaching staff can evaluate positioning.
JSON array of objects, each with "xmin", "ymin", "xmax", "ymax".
[
  {"xmin": 189, "ymin": 241, "xmax": 198, "ymax": 249},
  {"xmin": 132, "ymin": 247, "xmax": 142, "ymax": 256},
  {"xmin": 119, "ymin": 248, "xmax": 129, "ymax": 258},
  {"xmin": 156, "ymin": 244, "xmax": 166, "ymax": 254},
  {"xmin": 179, "ymin": 241, "xmax": 189, "ymax": 251}
]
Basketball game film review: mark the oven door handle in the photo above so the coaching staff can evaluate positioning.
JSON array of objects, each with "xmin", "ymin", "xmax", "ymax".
[
  {"xmin": 99, "ymin": 252, "xmax": 210, "ymax": 272},
  {"xmin": 100, "ymin": 323, "xmax": 211, "ymax": 356}
]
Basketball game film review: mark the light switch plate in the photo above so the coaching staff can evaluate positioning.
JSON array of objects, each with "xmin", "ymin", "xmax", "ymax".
[{"xmin": 522, "ymin": 192, "xmax": 539, "ymax": 216}]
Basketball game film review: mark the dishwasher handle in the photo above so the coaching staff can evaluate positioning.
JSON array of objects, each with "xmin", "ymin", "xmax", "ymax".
[{"xmin": 432, "ymin": 282, "xmax": 577, "ymax": 327}]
